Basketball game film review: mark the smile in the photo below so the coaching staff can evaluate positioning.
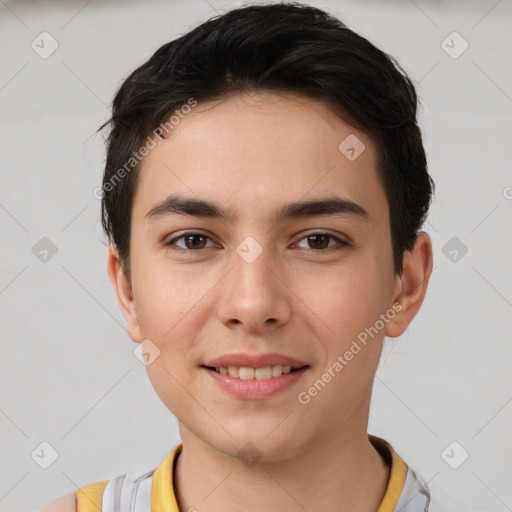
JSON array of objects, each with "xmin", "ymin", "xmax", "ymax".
[
  {"xmin": 203, "ymin": 365, "xmax": 302, "ymax": 379},
  {"xmin": 202, "ymin": 365, "xmax": 309, "ymax": 399}
]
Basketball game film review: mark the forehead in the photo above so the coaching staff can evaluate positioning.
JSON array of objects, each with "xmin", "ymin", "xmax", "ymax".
[{"xmin": 133, "ymin": 91, "xmax": 387, "ymax": 226}]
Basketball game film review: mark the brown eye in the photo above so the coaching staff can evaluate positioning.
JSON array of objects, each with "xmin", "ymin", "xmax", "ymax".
[
  {"xmin": 306, "ymin": 234, "xmax": 330, "ymax": 250},
  {"xmin": 167, "ymin": 232, "xmax": 214, "ymax": 251},
  {"xmin": 183, "ymin": 234, "xmax": 208, "ymax": 250},
  {"xmin": 295, "ymin": 232, "xmax": 348, "ymax": 252}
]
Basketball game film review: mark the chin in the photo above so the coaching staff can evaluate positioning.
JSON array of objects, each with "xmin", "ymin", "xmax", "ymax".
[{"xmin": 209, "ymin": 425, "xmax": 307, "ymax": 463}]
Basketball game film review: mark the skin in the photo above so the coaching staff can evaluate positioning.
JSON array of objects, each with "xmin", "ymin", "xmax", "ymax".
[{"xmin": 102, "ymin": 91, "xmax": 433, "ymax": 512}]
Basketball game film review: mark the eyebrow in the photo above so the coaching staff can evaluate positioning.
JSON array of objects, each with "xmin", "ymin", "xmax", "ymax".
[{"xmin": 145, "ymin": 194, "xmax": 371, "ymax": 225}]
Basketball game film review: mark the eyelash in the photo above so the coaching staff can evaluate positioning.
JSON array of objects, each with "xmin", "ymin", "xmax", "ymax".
[{"xmin": 165, "ymin": 231, "xmax": 349, "ymax": 254}]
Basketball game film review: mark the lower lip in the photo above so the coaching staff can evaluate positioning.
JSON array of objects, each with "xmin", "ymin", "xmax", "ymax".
[{"xmin": 202, "ymin": 366, "xmax": 309, "ymax": 399}]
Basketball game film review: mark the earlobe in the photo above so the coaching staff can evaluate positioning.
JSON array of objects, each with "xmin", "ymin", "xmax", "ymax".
[
  {"xmin": 107, "ymin": 244, "xmax": 143, "ymax": 343},
  {"xmin": 385, "ymin": 232, "xmax": 433, "ymax": 338}
]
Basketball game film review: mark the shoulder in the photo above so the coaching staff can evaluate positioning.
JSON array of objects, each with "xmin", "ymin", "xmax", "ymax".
[
  {"xmin": 41, "ymin": 492, "xmax": 76, "ymax": 512},
  {"xmin": 39, "ymin": 446, "xmax": 179, "ymax": 512},
  {"xmin": 41, "ymin": 480, "xmax": 108, "ymax": 512},
  {"xmin": 428, "ymin": 486, "xmax": 467, "ymax": 512}
]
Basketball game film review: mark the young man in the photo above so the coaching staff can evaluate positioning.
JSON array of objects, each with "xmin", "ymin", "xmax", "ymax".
[{"xmin": 43, "ymin": 2, "xmax": 459, "ymax": 511}]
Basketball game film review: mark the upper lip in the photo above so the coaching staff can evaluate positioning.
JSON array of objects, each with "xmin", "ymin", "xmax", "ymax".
[{"xmin": 202, "ymin": 352, "xmax": 308, "ymax": 369}]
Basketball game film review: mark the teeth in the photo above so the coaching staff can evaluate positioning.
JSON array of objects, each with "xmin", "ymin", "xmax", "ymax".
[
  {"xmin": 239, "ymin": 367, "xmax": 254, "ymax": 380},
  {"xmin": 255, "ymin": 367, "xmax": 272, "ymax": 379},
  {"xmin": 214, "ymin": 365, "xmax": 297, "ymax": 379},
  {"xmin": 228, "ymin": 366, "xmax": 239, "ymax": 378}
]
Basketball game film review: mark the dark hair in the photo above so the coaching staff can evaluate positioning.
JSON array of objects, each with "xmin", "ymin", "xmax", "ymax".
[{"xmin": 99, "ymin": 1, "xmax": 434, "ymax": 280}]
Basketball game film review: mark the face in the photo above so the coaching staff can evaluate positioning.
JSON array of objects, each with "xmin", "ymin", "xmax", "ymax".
[{"xmin": 109, "ymin": 91, "xmax": 419, "ymax": 461}]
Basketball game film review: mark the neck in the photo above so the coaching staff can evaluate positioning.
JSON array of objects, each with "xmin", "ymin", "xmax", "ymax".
[{"xmin": 174, "ymin": 419, "xmax": 390, "ymax": 512}]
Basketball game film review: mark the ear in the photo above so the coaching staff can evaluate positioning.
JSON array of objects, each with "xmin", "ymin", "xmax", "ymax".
[
  {"xmin": 107, "ymin": 244, "xmax": 143, "ymax": 343},
  {"xmin": 385, "ymin": 231, "xmax": 433, "ymax": 338}
]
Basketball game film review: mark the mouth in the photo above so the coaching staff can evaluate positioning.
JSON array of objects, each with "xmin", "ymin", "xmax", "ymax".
[
  {"xmin": 201, "ymin": 363, "xmax": 310, "ymax": 399},
  {"xmin": 201, "ymin": 365, "xmax": 308, "ymax": 379}
]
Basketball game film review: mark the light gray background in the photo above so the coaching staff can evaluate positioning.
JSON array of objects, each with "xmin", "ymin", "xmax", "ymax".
[{"xmin": 1, "ymin": 0, "xmax": 511, "ymax": 510}]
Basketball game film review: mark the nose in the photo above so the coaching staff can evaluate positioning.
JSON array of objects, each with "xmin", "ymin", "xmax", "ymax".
[{"xmin": 216, "ymin": 242, "xmax": 291, "ymax": 335}]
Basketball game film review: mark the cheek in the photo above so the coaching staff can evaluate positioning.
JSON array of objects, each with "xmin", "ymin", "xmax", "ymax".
[
  {"xmin": 296, "ymin": 258, "xmax": 389, "ymax": 342},
  {"xmin": 144, "ymin": 361, "xmax": 189, "ymax": 423},
  {"xmin": 132, "ymin": 267, "xmax": 211, "ymax": 406},
  {"xmin": 133, "ymin": 260, "xmax": 213, "ymax": 337}
]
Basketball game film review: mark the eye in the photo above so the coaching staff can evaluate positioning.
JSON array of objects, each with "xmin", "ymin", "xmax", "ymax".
[
  {"xmin": 166, "ymin": 232, "xmax": 216, "ymax": 252},
  {"xmin": 165, "ymin": 231, "xmax": 349, "ymax": 253},
  {"xmin": 294, "ymin": 232, "xmax": 349, "ymax": 252}
]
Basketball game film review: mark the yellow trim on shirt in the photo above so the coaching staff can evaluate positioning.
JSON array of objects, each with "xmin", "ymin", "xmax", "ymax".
[
  {"xmin": 77, "ymin": 435, "xmax": 408, "ymax": 511},
  {"xmin": 152, "ymin": 443, "xmax": 183, "ymax": 512},
  {"xmin": 152, "ymin": 436, "xmax": 408, "ymax": 512},
  {"xmin": 75, "ymin": 480, "xmax": 108, "ymax": 512},
  {"xmin": 371, "ymin": 436, "xmax": 409, "ymax": 512}
]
